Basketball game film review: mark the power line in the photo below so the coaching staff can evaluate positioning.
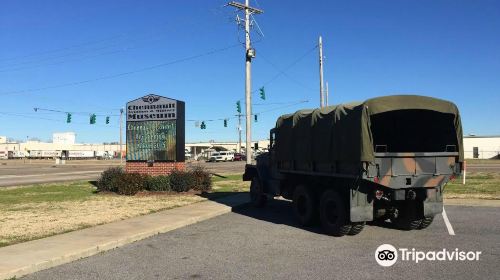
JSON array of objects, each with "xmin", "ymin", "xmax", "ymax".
[
  {"xmin": 187, "ymin": 99, "xmax": 309, "ymax": 122},
  {"xmin": 33, "ymin": 107, "xmax": 120, "ymax": 117},
  {"xmin": 0, "ymin": 14, "xmax": 214, "ymax": 65},
  {"xmin": 0, "ymin": 36, "xmax": 123, "ymax": 64},
  {"xmin": 235, "ymin": 44, "xmax": 318, "ymax": 102},
  {"xmin": 0, "ymin": 111, "xmax": 119, "ymax": 128},
  {"xmin": 258, "ymin": 51, "xmax": 316, "ymax": 91},
  {"xmin": 0, "ymin": 43, "xmax": 241, "ymax": 96}
]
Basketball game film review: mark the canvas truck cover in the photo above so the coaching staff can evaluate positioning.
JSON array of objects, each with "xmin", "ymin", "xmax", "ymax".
[{"xmin": 274, "ymin": 95, "xmax": 464, "ymax": 164}]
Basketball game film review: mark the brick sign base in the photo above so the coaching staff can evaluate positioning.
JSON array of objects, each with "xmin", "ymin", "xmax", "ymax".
[{"xmin": 125, "ymin": 162, "xmax": 185, "ymax": 176}]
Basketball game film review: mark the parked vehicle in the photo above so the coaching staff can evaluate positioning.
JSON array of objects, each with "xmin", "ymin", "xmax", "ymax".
[
  {"xmin": 233, "ymin": 153, "xmax": 246, "ymax": 161},
  {"xmin": 244, "ymin": 95, "xmax": 463, "ymax": 236},
  {"xmin": 0, "ymin": 151, "xmax": 7, "ymax": 160},
  {"xmin": 7, "ymin": 151, "xmax": 27, "ymax": 159},
  {"xmin": 208, "ymin": 151, "xmax": 235, "ymax": 162},
  {"xmin": 29, "ymin": 150, "xmax": 61, "ymax": 159},
  {"xmin": 95, "ymin": 151, "xmax": 113, "ymax": 160},
  {"xmin": 66, "ymin": 150, "xmax": 95, "ymax": 159},
  {"xmin": 185, "ymin": 149, "xmax": 192, "ymax": 160}
]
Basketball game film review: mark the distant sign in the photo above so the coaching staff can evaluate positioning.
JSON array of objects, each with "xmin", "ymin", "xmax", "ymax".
[{"xmin": 126, "ymin": 94, "xmax": 185, "ymax": 162}]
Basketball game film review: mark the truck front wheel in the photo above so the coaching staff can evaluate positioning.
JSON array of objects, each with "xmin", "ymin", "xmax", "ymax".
[
  {"xmin": 319, "ymin": 190, "xmax": 351, "ymax": 236},
  {"xmin": 250, "ymin": 177, "xmax": 267, "ymax": 207},
  {"xmin": 292, "ymin": 185, "xmax": 317, "ymax": 226}
]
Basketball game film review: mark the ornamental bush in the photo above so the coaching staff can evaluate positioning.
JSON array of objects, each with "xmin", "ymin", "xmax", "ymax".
[
  {"xmin": 169, "ymin": 170, "xmax": 196, "ymax": 192},
  {"xmin": 146, "ymin": 175, "xmax": 171, "ymax": 192},
  {"xmin": 116, "ymin": 173, "xmax": 148, "ymax": 195},
  {"xmin": 190, "ymin": 165, "xmax": 212, "ymax": 192},
  {"xmin": 96, "ymin": 167, "xmax": 124, "ymax": 192}
]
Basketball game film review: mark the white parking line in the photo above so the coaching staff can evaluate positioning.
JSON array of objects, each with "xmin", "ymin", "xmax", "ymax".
[{"xmin": 442, "ymin": 206, "xmax": 455, "ymax": 236}]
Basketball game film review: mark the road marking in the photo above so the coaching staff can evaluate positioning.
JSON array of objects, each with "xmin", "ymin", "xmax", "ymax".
[
  {"xmin": 0, "ymin": 170, "xmax": 103, "ymax": 179},
  {"xmin": 442, "ymin": 206, "xmax": 455, "ymax": 236}
]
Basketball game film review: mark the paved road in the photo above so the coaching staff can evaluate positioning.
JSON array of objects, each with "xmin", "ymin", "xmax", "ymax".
[
  {"xmin": 24, "ymin": 200, "xmax": 499, "ymax": 280},
  {"xmin": 0, "ymin": 161, "xmax": 121, "ymax": 187}
]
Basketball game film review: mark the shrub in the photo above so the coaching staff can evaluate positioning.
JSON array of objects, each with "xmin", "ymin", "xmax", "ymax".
[
  {"xmin": 169, "ymin": 170, "xmax": 195, "ymax": 192},
  {"xmin": 97, "ymin": 167, "xmax": 124, "ymax": 192},
  {"xmin": 146, "ymin": 175, "xmax": 171, "ymax": 192},
  {"xmin": 190, "ymin": 165, "xmax": 212, "ymax": 192},
  {"xmin": 116, "ymin": 173, "xmax": 148, "ymax": 195}
]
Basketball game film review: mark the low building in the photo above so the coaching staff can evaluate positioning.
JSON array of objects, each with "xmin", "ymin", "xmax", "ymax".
[
  {"xmin": 0, "ymin": 132, "xmax": 125, "ymax": 159},
  {"xmin": 463, "ymin": 135, "xmax": 500, "ymax": 159}
]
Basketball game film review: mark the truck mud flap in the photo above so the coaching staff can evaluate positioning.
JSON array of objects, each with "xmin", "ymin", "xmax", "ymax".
[
  {"xmin": 423, "ymin": 186, "xmax": 444, "ymax": 217},
  {"xmin": 424, "ymin": 201, "xmax": 443, "ymax": 217},
  {"xmin": 350, "ymin": 189, "xmax": 373, "ymax": 222}
]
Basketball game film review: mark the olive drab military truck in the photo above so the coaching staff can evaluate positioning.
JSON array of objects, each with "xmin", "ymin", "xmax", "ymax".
[{"xmin": 243, "ymin": 95, "xmax": 463, "ymax": 236}]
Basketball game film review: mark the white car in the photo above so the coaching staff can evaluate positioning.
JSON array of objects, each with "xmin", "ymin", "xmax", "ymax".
[
  {"xmin": 185, "ymin": 149, "xmax": 192, "ymax": 160},
  {"xmin": 208, "ymin": 151, "xmax": 234, "ymax": 162}
]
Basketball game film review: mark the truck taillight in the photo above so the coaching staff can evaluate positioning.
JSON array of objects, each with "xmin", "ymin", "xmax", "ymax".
[{"xmin": 375, "ymin": 190, "xmax": 383, "ymax": 200}]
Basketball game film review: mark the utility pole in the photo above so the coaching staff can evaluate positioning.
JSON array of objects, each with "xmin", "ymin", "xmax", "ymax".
[
  {"xmin": 227, "ymin": 1, "xmax": 263, "ymax": 164},
  {"xmin": 119, "ymin": 108, "xmax": 123, "ymax": 164},
  {"xmin": 319, "ymin": 36, "xmax": 325, "ymax": 108},
  {"xmin": 238, "ymin": 113, "xmax": 242, "ymax": 153},
  {"xmin": 325, "ymin": 81, "xmax": 329, "ymax": 106}
]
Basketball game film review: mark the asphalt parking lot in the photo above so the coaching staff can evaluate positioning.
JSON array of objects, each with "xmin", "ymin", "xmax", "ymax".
[{"xmin": 23, "ymin": 198, "xmax": 499, "ymax": 280}]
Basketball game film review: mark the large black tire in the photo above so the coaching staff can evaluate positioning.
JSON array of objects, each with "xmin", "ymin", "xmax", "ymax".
[
  {"xmin": 292, "ymin": 185, "xmax": 318, "ymax": 226},
  {"xmin": 250, "ymin": 177, "xmax": 267, "ymax": 207},
  {"xmin": 418, "ymin": 216, "xmax": 434, "ymax": 229},
  {"xmin": 319, "ymin": 190, "xmax": 351, "ymax": 236},
  {"xmin": 347, "ymin": 222, "xmax": 365, "ymax": 236}
]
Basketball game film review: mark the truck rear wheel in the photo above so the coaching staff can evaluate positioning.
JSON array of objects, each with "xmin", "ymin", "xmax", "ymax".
[
  {"xmin": 250, "ymin": 177, "xmax": 267, "ymax": 207},
  {"xmin": 347, "ymin": 222, "xmax": 365, "ymax": 236},
  {"xmin": 319, "ymin": 190, "xmax": 351, "ymax": 236},
  {"xmin": 292, "ymin": 185, "xmax": 317, "ymax": 226},
  {"xmin": 418, "ymin": 216, "xmax": 434, "ymax": 229},
  {"xmin": 392, "ymin": 217, "xmax": 422, "ymax": 230}
]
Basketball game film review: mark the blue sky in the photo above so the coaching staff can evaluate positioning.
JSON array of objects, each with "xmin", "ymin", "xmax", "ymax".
[{"xmin": 1, "ymin": 0, "xmax": 499, "ymax": 143}]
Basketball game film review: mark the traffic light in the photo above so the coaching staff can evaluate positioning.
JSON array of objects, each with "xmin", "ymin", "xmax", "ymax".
[
  {"xmin": 90, "ymin": 114, "xmax": 96, "ymax": 124},
  {"xmin": 224, "ymin": 119, "xmax": 227, "ymax": 127},
  {"xmin": 236, "ymin": 101, "xmax": 241, "ymax": 113},
  {"xmin": 254, "ymin": 114, "xmax": 258, "ymax": 122},
  {"xmin": 66, "ymin": 113, "xmax": 72, "ymax": 123},
  {"xmin": 200, "ymin": 121, "xmax": 206, "ymax": 129},
  {"xmin": 105, "ymin": 116, "xmax": 110, "ymax": 124},
  {"xmin": 259, "ymin": 86, "xmax": 265, "ymax": 100}
]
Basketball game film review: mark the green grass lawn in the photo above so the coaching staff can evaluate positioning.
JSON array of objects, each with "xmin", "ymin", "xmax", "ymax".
[
  {"xmin": 0, "ymin": 181, "xmax": 95, "ymax": 206},
  {"xmin": 445, "ymin": 172, "xmax": 500, "ymax": 199},
  {"xmin": 211, "ymin": 173, "xmax": 249, "ymax": 193}
]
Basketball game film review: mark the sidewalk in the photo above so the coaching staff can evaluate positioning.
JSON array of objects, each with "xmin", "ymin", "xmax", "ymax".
[{"xmin": 0, "ymin": 193, "xmax": 248, "ymax": 280}]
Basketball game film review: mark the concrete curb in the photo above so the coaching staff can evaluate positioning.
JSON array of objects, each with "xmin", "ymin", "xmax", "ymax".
[
  {"xmin": 444, "ymin": 198, "xmax": 500, "ymax": 207},
  {"xmin": 0, "ymin": 193, "xmax": 248, "ymax": 280}
]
